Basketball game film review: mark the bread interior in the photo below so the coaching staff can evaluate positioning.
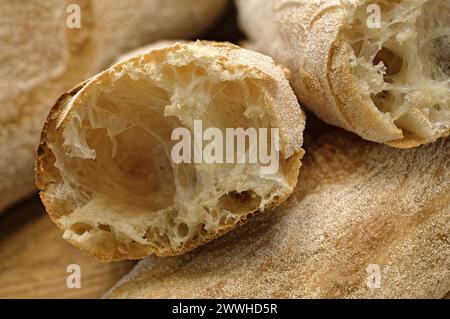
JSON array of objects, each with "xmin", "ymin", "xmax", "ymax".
[
  {"xmin": 44, "ymin": 53, "xmax": 296, "ymax": 255},
  {"xmin": 343, "ymin": 0, "xmax": 450, "ymax": 140}
]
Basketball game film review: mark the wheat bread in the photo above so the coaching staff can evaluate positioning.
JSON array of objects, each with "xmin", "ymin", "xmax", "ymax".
[
  {"xmin": 36, "ymin": 41, "xmax": 306, "ymax": 261},
  {"xmin": 236, "ymin": 0, "xmax": 450, "ymax": 147}
]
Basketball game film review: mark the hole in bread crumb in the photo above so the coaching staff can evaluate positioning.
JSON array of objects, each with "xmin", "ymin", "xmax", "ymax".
[
  {"xmin": 71, "ymin": 222, "xmax": 93, "ymax": 235},
  {"xmin": 219, "ymin": 215, "xmax": 227, "ymax": 226},
  {"xmin": 432, "ymin": 104, "xmax": 442, "ymax": 112},
  {"xmin": 162, "ymin": 65, "xmax": 176, "ymax": 83},
  {"xmin": 98, "ymin": 224, "xmax": 110, "ymax": 232},
  {"xmin": 371, "ymin": 91, "xmax": 396, "ymax": 113},
  {"xmin": 177, "ymin": 223, "xmax": 189, "ymax": 237},
  {"xmin": 350, "ymin": 39, "xmax": 363, "ymax": 56},
  {"xmin": 225, "ymin": 216, "xmax": 235, "ymax": 226},
  {"xmin": 83, "ymin": 124, "xmax": 176, "ymax": 211},
  {"xmin": 175, "ymin": 63, "xmax": 195, "ymax": 85},
  {"xmin": 159, "ymin": 233, "xmax": 171, "ymax": 246},
  {"xmin": 147, "ymin": 229, "xmax": 168, "ymax": 248},
  {"xmin": 218, "ymin": 190, "xmax": 262, "ymax": 214},
  {"xmin": 373, "ymin": 47, "xmax": 404, "ymax": 77}
]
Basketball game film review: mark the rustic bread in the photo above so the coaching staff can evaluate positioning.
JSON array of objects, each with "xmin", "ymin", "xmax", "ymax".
[
  {"xmin": 104, "ymin": 125, "xmax": 450, "ymax": 298},
  {"xmin": 0, "ymin": 0, "xmax": 228, "ymax": 212},
  {"xmin": 236, "ymin": 0, "xmax": 450, "ymax": 147},
  {"xmin": 36, "ymin": 41, "xmax": 305, "ymax": 261}
]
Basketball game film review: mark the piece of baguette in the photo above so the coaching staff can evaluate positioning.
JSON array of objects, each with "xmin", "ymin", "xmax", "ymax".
[
  {"xmin": 104, "ymin": 125, "xmax": 450, "ymax": 298},
  {"xmin": 0, "ymin": 0, "xmax": 228, "ymax": 212},
  {"xmin": 36, "ymin": 41, "xmax": 306, "ymax": 261},
  {"xmin": 236, "ymin": 0, "xmax": 450, "ymax": 147}
]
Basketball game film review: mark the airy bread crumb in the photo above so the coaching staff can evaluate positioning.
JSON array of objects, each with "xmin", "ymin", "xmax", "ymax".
[{"xmin": 36, "ymin": 41, "xmax": 305, "ymax": 261}]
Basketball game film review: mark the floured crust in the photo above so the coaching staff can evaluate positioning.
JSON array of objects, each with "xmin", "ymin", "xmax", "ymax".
[
  {"xmin": 104, "ymin": 127, "xmax": 450, "ymax": 298},
  {"xmin": 236, "ymin": 0, "xmax": 450, "ymax": 147},
  {"xmin": 89, "ymin": 0, "xmax": 229, "ymax": 69},
  {"xmin": 36, "ymin": 41, "xmax": 305, "ymax": 261}
]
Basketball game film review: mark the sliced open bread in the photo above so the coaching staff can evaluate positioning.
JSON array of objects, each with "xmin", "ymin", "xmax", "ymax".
[
  {"xmin": 36, "ymin": 41, "xmax": 305, "ymax": 261},
  {"xmin": 237, "ymin": 0, "xmax": 450, "ymax": 147}
]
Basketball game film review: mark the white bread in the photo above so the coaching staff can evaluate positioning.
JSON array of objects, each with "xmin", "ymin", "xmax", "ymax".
[
  {"xmin": 0, "ymin": 0, "xmax": 228, "ymax": 212},
  {"xmin": 236, "ymin": 0, "xmax": 450, "ymax": 147},
  {"xmin": 104, "ymin": 126, "xmax": 450, "ymax": 298},
  {"xmin": 36, "ymin": 41, "xmax": 306, "ymax": 261}
]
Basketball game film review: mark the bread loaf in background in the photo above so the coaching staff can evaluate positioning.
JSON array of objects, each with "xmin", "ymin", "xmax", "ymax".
[
  {"xmin": 236, "ymin": 0, "xmax": 450, "ymax": 148},
  {"xmin": 104, "ymin": 125, "xmax": 450, "ymax": 298},
  {"xmin": 36, "ymin": 41, "xmax": 305, "ymax": 261},
  {"xmin": 0, "ymin": 0, "xmax": 228, "ymax": 212}
]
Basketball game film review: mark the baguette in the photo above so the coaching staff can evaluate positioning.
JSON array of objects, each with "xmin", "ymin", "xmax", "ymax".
[
  {"xmin": 105, "ymin": 126, "xmax": 450, "ymax": 298},
  {"xmin": 36, "ymin": 41, "xmax": 305, "ymax": 261},
  {"xmin": 236, "ymin": 0, "xmax": 450, "ymax": 147},
  {"xmin": 0, "ymin": 0, "xmax": 228, "ymax": 212}
]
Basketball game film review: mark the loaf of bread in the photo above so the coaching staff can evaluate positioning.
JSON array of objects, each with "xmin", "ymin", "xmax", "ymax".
[
  {"xmin": 104, "ymin": 125, "xmax": 450, "ymax": 298},
  {"xmin": 0, "ymin": 0, "xmax": 228, "ymax": 212},
  {"xmin": 236, "ymin": 0, "xmax": 450, "ymax": 147},
  {"xmin": 35, "ymin": 41, "xmax": 305, "ymax": 261}
]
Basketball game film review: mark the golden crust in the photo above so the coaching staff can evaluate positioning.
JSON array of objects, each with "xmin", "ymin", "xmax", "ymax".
[
  {"xmin": 36, "ymin": 41, "xmax": 306, "ymax": 261},
  {"xmin": 386, "ymin": 129, "xmax": 450, "ymax": 149}
]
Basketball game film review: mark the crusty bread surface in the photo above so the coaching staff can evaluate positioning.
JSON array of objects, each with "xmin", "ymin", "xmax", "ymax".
[{"xmin": 36, "ymin": 41, "xmax": 306, "ymax": 261}]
